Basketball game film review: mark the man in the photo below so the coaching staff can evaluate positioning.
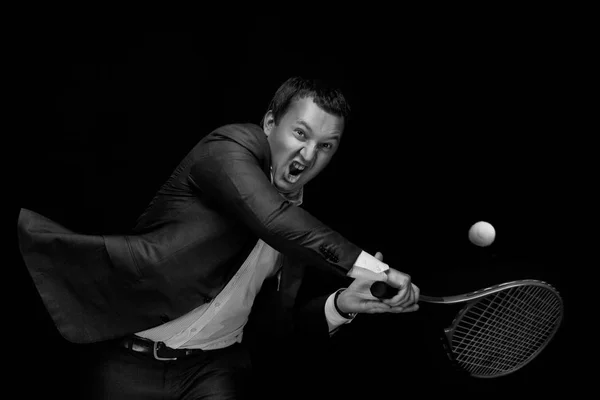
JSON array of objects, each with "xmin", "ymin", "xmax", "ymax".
[{"xmin": 17, "ymin": 77, "xmax": 419, "ymax": 399}]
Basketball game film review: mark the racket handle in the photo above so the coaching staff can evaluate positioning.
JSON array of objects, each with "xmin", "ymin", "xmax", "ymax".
[{"xmin": 370, "ymin": 281, "xmax": 398, "ymax": 299}]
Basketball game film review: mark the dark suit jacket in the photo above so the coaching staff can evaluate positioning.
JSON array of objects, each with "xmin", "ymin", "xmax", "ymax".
[{"xmin": 17, "ymin": 123, "xmax": 362, "ymax": 344}]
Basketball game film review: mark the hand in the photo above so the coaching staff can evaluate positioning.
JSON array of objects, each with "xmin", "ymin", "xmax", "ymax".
[
  {"xmin": 337, "ymin": 252, "xmax": 419, "ymax": 314},
  {"xmin": 381, "ymin": 266, "xmax": 420, "ymax": 309}
]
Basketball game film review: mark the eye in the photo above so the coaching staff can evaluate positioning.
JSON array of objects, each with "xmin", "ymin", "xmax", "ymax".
[
  {"xmin": 294, "ymin": 129, "xmax": 306, "ymax": 137},
  {"xmin": 321, "ymin": 143, "xmax": 334, "ymax": 150}
]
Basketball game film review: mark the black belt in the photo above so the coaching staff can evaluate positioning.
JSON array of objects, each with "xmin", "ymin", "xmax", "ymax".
[{"xmin": 119, "ymin": 336, "xmax": 206, "ymax": 361}]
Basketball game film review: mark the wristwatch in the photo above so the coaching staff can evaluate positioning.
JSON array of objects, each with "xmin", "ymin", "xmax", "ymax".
[{"xmin": 334, "ymin": 288, "xmax": 357, "ymax": 319}]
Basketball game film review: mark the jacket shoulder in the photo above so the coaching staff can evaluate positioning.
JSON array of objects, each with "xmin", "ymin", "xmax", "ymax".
[
  {"xmin": 206, "ymin": 123, "xmax": 268, "ymax": 152},
  {"xmin": 189, "ymin": 123, "xmax": 271, "ymax": 172}
]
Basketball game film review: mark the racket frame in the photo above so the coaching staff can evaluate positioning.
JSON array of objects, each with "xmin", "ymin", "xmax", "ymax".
[{"xmin": 421, "ymin": 279, "xmax": 563, "ymax": 378}]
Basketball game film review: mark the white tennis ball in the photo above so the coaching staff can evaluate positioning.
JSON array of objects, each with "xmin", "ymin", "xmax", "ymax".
[{"xmin": 468, "ymin": 221, "xmax": 496, "ymax": 247}]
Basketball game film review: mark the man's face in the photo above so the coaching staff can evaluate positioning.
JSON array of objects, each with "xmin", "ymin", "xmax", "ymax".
[{"xmin": 264, "ymin": 96, "xmax": 344, "ymax": 194}]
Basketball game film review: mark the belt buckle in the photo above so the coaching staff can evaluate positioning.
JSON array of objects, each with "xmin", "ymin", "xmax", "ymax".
[{"xmin": 153, "ymin": 341, "xmax": 177, "ymax": 361}]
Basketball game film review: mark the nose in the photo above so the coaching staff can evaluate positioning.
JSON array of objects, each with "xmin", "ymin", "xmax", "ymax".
[{"xmin": 300, "ymin": 143, "xmax": 317, "ymax": 165}]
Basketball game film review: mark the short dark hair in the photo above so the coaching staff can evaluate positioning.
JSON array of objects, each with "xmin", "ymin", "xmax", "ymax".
[{"xmin": 265, "ymin": 76, "xmax": 350, "ymax": 125}]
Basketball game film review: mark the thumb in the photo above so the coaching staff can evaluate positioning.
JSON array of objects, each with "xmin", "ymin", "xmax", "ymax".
[{"xmin": 375, "ymin": 251, "xmax": 383, "ymax": 261}]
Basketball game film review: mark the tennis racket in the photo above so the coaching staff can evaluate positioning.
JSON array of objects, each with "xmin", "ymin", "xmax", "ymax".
[{"xmin": 370, "ymin": 279, "xmax": 563, "ymax": 378}]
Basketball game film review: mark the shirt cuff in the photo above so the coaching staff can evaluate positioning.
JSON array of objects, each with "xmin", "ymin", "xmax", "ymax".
[
  {"xmin": 325, "ymin": 291, "xmax": 355, "ymax": 334},
  {"xmin": 347, "ymin": 250, "xmax": 389, "ymax": 280}
]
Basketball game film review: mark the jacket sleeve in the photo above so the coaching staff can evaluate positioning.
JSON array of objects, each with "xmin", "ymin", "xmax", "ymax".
[{"xmin": 188, "ymin": 124, "xmax": 362, "ymax": 277}]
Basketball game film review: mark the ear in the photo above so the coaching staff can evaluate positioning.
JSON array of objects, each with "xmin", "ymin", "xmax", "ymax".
[{"xmin": 263, "ymin": 111, "xmax": 275, "ymax": 137}]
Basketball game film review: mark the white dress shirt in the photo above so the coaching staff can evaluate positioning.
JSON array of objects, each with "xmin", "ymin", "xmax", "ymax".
[{"xmin": 136, "ymin": 169, "xmax": 389, "ymax": 349}]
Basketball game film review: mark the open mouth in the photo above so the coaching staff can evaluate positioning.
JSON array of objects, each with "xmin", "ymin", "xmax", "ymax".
[{"xmin": 285, "ymin": 161, "xmax": 307, "ymax": 184}]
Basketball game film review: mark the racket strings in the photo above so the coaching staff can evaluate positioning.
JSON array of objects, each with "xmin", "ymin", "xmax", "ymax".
[
  {"xmin": 449, "ymin": 285, "xmax": 562, "ymax": 377},
  {"xmin": 455, "ymin": 286, "xmax": 561, "ymax": 376},
  {"xmin": 456, "ymin": 286, "xmax": 561, "ymax": 374},
  {"xmin": 457, "ymin": 286, "xmax": 557, "ymax": 348},
  {"xmin": 456, "ymin": 290, "xmax": 527, "ymax": 373},
  {"xmin": 455, "ymin": 292, "xmax": 551, "ymax": 375},
  {"xmin": 456, "ymin": 287, "xmax": 560, "ymax": 355},
  {"xmin": 455, "ymin": 290, "xmax": 560, "ymax": 373},
  {"xmin": 456, "ymin": 303, "xmax": 559, "ymax": 368}
]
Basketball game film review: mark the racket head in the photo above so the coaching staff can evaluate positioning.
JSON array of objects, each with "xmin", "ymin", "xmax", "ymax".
[{"xmin": 442, "ymin": 280, "xmax": 563, "ymax": 378}]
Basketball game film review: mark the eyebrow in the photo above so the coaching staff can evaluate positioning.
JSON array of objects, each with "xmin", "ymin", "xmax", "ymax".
[{"xmin": 296, "ymin": 120, "xmax": 341, "ymax": 142}]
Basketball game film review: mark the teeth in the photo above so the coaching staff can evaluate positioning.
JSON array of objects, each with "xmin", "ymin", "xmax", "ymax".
[
  {"xmin": 286, "ymin": 172, "xmax": 299, "ymax": 183},
  {"xmin": 292, "ymin": 161, "xmax": 306, "ymax": 171}
]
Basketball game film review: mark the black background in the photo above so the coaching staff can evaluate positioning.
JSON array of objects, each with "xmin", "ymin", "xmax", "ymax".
[{"xmin": 11, "ymin": 16, "xmax": 588, "ymax": 399}]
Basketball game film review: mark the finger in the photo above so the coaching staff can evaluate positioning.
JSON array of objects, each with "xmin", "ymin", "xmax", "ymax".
[
  {"xmin": 348, "ymin": 267, "xmax": 387, "ymax": 281},
  {"xmin": 386, "ymin": 269, "xmax": 410, "ymax": 289},
  {"xmin": 403, "ymin": 282, "xmax": 419, "ymax": 305},
  {"xmin": 375, "ymin": 252, "xmax": 383, "ymax": 261},
  {"xmin": 388, "ymin": 289, "xmax": 414, "ymax": 308},
  {"xmin": 359, "ymin": 300, "xmax": 391, "ymax": 314},
  {"xmin": 407, "ymin": 284, "xmax": 419, "ymax": 306},
  {"xmin": 381, "ymin": 278, "xmax": 412, "ymax": 306},
  {"xmin": 413, "ymin": 283, "xmax": 420, "ymax": 303},
  {"xmin": 381, "ymin": 286, "xmax": 408, "ymax": 306},
  {"xmin": 400, "ymin": 304, "xmax": 419, "ymax": 313},
  {"xmin": 381, "ymin": 269, "xmax": 411, "ymax": 304},
  {"xmin": 406, "ymin": 285, "xmax": 416, "ymax": 306},
  {"xmin": 385, "ymin": 281, "xmax": 420, "ymax": 307},
  {"xmin": 388, "ymin": 304, "xmax": 420, "ymax": 313}
]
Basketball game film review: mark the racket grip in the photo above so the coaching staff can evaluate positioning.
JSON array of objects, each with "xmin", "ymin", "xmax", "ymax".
[{"xmin": 370, "ymin": 281, "xmax": 398, "ymax": 299}]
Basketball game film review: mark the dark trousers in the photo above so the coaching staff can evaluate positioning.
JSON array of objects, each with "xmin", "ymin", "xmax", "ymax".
[{"xmin": 86, "ymin": 342, "xmax": 253, "ymax": 400}]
